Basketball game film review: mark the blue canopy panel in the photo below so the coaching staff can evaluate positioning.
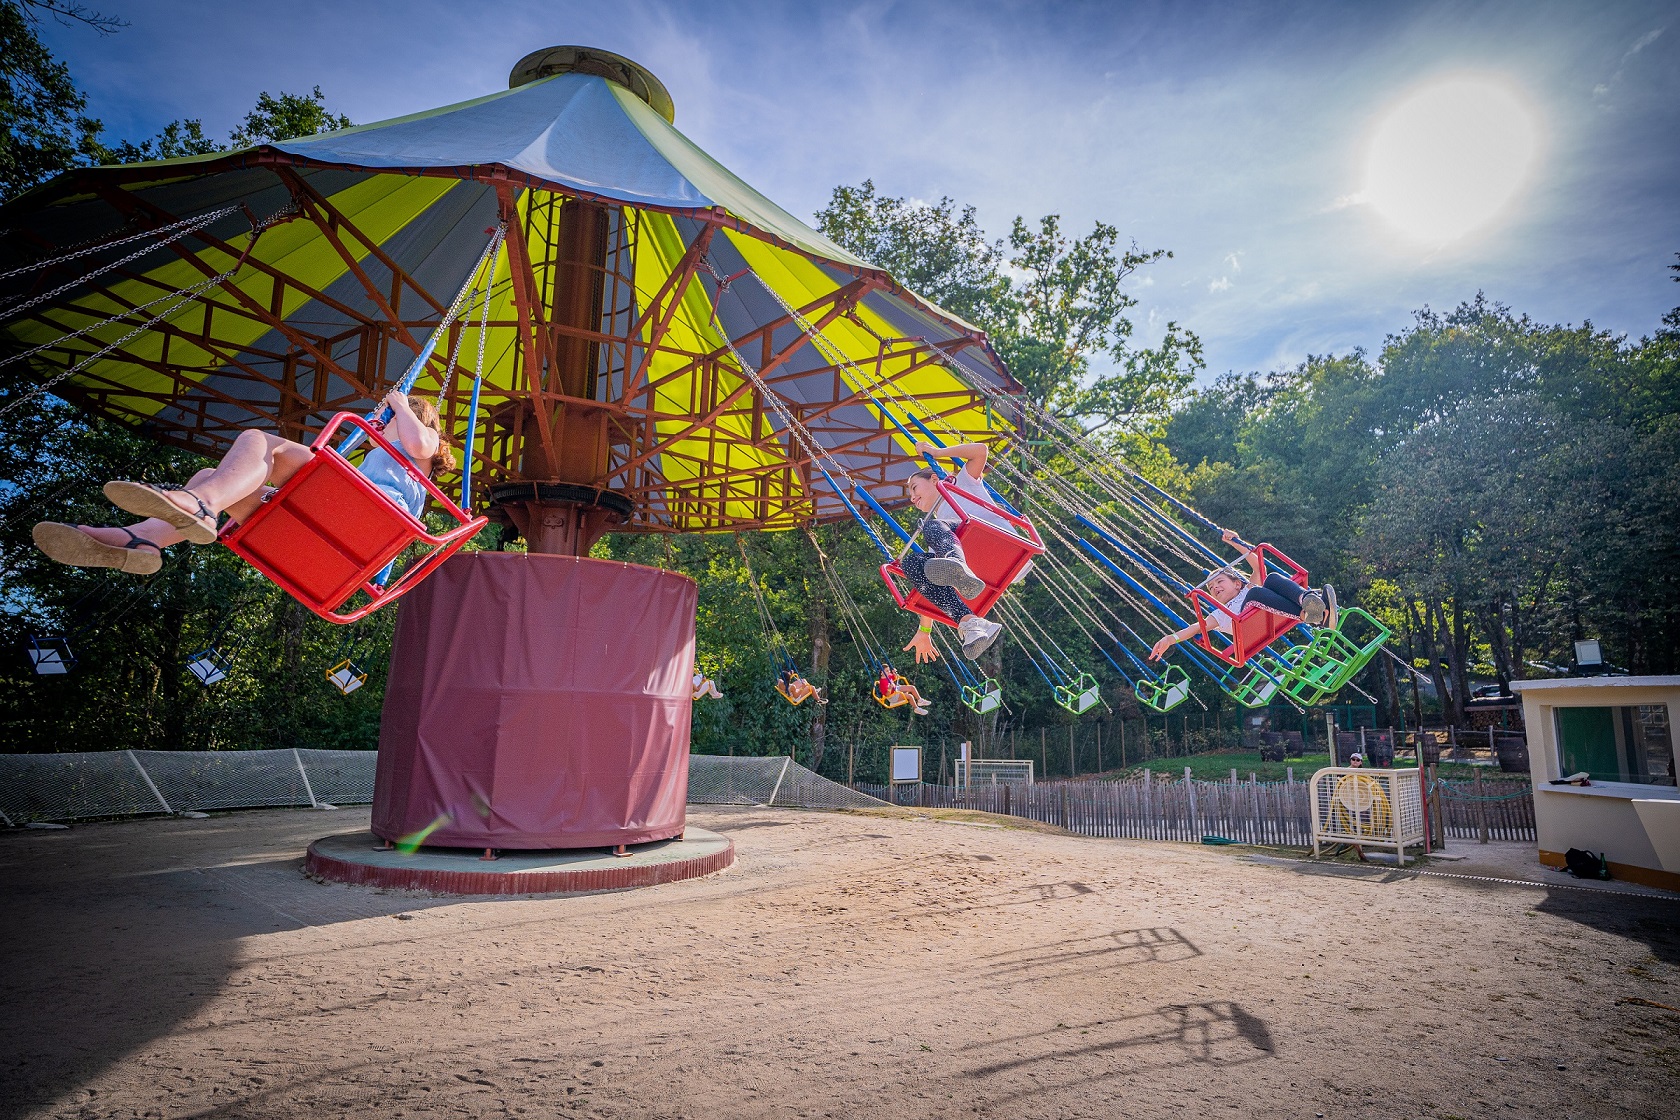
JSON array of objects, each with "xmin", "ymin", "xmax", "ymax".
[{"xmin": 273, "ymin": 75, "xmax": 711, "ymax": 213}]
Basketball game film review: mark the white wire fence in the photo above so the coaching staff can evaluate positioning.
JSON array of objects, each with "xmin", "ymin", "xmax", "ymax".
[
  {"xmin": 0, "ymin": 750, "xmax": 882, "ymax": 825},
  {"xmin": 0, "ymin": 751, "xmax": 1532, "ymax": 849},
  {"xmin": 0, "ymin": 748, "xmax": 375, "ymax": 824}
]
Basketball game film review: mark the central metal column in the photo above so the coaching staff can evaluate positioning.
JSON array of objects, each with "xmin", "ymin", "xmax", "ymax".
[{"xmin": 496, "ymin": 197, "xmax": 624, "ymax": 556}]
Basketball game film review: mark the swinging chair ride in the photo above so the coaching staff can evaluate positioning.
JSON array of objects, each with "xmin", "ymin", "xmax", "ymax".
[
  {"xmin": 0, "ymin": 47, "xmax": 1019, "ymax": 851},
  {"xmin": 3, "ymin": 47, "xmax": 1386, "ymax": 852}
]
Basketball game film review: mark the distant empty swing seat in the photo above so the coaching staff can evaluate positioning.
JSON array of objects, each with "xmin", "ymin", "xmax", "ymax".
[
  {"xmin": 880, "ymin": 478, "xmax": 1044, "ymax": 627},
  {"xmin": 1134, "ymin": 664, "xmax": 1191, "ymax": 713},
  {"xmin": 219, "ymin": 413, "xmax": 487, "ymax": 625},
  {"xmin": 963, "ymin": 678, "xmax": 1003, "ymax": 714},
  {"xmin": 1187, "ymin": 543, "xmax": 1310, "ymax": 667},
  {"xmin": 1054, "ymin": 672, "xmax": 1101, "ymax": 715}
]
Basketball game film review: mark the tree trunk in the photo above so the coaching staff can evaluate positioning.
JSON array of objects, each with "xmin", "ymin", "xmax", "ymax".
[
  {"xmin": 1480, "ymin": 597, "xmax": 1513, "ymax": 691},
  {"xmin": 1383, "ymin": 644, "xmax": 1403, "ymax": 729},
  {"xmin": 1441, "ymin": 597, "xmax": 1469, "ymax": 728},
  {"xmin": 1409, "ymin": 597, "xmax": 1447, "ymax": 724},
  {"xmin": 805, "ymin": 550, "xmax": 831, "ymax": 775}
]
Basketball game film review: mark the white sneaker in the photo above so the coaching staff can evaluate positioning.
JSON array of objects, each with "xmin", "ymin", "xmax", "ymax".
[
  {"xmin": 957, "ymin": 614, "xmax": 1003, "ymax": 659},
  {"xmin": 1323, "ymin": 583, "xmax": 1339, "ymax": 631},
  {"xmin": 924, "ymin": 555, "xmax": 985, "ymax": 600}
]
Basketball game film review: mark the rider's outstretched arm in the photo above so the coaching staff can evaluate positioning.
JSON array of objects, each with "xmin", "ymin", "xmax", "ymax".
[
  {"xmin": 913, "ymin": 440, "xmax": 988, "ymax": 478},
  {"xmin": 1220, "ymin": 527, "xmax": 1264, "ymax": 587}
]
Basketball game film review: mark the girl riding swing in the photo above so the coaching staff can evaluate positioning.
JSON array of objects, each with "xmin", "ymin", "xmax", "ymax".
[
  {"xmin": 1149, "ymin": 529, "xmax": 1337, "ymax": 661},
  {"xmin": 898, "ymin": 440, "xmax": 1006, "ymax": 666},
  {"xmin": 33, "ymin": 390, "xmax": 452, "ymax": 575}
]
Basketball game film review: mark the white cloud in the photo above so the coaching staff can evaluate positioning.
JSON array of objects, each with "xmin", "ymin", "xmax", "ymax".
[
  {"xmin": 39, "ymin": 0, "xmax": 1679, "ymax": 382},
  {"xmin": 1624, "ymin": 27, "xmax": 1665, "ymax": 59}
]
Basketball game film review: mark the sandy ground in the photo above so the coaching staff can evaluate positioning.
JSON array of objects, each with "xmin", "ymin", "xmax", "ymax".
[{"xmin": 1, "ymin": 805, "xmax": 1677, "ymax": 1120}]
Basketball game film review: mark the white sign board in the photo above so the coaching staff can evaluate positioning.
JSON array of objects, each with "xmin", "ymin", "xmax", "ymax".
[{"xmin": 890, "ymin": 745, "xmax": 922, "ymax": 783}]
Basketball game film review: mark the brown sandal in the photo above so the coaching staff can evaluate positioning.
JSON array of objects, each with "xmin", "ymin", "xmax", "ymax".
[
  {"xmin": 32, "ymin": 522, "xmax": 163, "ymax": 575},
  {"xmin": 102, "ymin": 481, "xmax": 219, "ymax": 544}
]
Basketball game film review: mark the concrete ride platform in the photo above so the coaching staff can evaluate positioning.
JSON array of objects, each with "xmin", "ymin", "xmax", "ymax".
[{"xmin": 305, "ymin": 827, "xmax": 734, "ymax": 895}]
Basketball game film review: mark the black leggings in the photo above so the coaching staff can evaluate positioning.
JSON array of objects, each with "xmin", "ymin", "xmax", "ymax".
[
  {"xmin": 1243, "ymin": 572, "xmax": 1309, "ymax": 618},
  {"xmin": 900, "ymin": 519, "xmax": 972, "ymax": 622}
]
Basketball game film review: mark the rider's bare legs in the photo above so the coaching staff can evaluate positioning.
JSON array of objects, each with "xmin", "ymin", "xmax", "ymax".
[{"xmin": 79, "ymin": 431, "xmax": 314, "ymax": 549}]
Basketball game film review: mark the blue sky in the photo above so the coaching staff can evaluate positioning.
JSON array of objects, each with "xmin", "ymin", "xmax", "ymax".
[{"xmin": 39, "ymin": 0, "xmax": 1680, "ymax": 380}]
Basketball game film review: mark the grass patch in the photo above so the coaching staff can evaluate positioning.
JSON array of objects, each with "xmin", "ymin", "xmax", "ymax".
[{"xmin": 1093, "ymin": 749, "xmax": 1515, "ymax": 783}]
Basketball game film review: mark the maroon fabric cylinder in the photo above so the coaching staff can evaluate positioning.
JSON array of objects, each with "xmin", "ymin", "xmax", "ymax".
[{"xmin": 372, "ymin": 552, "xmax": 695, "ymax": 849}]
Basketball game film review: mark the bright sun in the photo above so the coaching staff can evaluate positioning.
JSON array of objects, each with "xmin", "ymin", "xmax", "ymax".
[{"xmin": 1363, "ymin": 77, "xmax": 1539, "ymax": 245}]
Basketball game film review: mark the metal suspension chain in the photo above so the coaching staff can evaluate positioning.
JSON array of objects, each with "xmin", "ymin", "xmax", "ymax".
[
  {"xmin": 434, "ymin": 224, "xmax": 508, "ymax": 413},
  {"xmin": 736, "ymin": 532, "xmax": 793, "ymax": 668},
  {"xmin": 458, "ymin": 226, "xmax": 506, "ymax": 507},
  {"xmin": 991, "ymin": 598, "xmax": 1065, "ymax": 683},
  {"xmin": 916, "ymin": 338, "xmax": 1227, "ymax": 569},
  {"xmin": 801, "ymin": 524, "xmax": 888, "ymax": 668},
  {"xmin": 339, "ymin": 223, "xmax": 507, "ymax": 458},
  {"xmin": 822, "ymin": 324, "xmax": 1216, "ymax": 585},
  {"xmin": 0, "ymin": 203, "xmax": 295, "ymax": 422},
  {"xmin": 0, "ymin": 204, "xmax": 244, "ymax": 319}
]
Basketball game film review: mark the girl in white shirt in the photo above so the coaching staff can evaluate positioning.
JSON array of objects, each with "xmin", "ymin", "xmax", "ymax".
[{"xmin": 1148, "ymin": 529, "xmax": 1336, "ymax": 660}]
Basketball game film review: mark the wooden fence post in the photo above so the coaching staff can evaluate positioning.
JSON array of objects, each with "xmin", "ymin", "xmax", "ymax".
[
  {"xmin": 1428, "ymin": 763, "xmax": 1445, "ymax": 848},
  {"xmin": 1185, "ymin": 766, "xmax": 1198, "ymax": 838},
  {"xmin": 1474, "ymin": 767, "xmax": 1489, "ymax": 844},
  {"xmin": 1145, "ymin": 766, "xmax": 1153, "ymax": 832}
]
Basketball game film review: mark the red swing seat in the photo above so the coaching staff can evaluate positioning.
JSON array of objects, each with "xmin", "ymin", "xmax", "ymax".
[
  {"xmin": 219, "ymin": 412, "xmax": 487, "ymax": 625},
  {"xmin": 1187, "ymin": 542, "xmax": 1310, "ymax": 667},
  {"xmin": 880, "ymin": 478, "xmax": 1045, "ymax": 627}
]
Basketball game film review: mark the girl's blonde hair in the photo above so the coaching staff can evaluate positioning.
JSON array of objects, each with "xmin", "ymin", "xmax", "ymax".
[
  {"xmin": 1203, "ymin": 566, "xmax": 1245, "ymax": 588},
  {"xmin": 407, "ymin": 395, "xmax": 456, "ymax": 477}
]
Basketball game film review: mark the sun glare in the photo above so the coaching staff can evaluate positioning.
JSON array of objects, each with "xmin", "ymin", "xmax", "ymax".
[{"xmin": 1362, "ymin": 77, "xmax": 1539, "ymax": 246}]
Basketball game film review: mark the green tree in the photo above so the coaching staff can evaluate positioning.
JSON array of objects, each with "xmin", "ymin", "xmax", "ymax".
[
  {"xmin": 107, "ymin": 118, "xmax": 218, "ymax": 162},
  {"xmin": 113, "ymin": 86, "xmax": 353, "ymax": 163},
  {"xmin": 814, "ymin": 179, "xmax": 1010, "ymax": 330},
  {"xmin": 1000, "ymin": 214, "xmax": 1202, "ymax": 429},
  {"xmin": 0, "ymin": 0, "xmax": 109, "ymax": 201},
  {"xmin": 816, "ymin": 182, "xmax": 1202, "ymax": 431},
  {"xmin": 228, "ymin": 86, "xmax": 351, "ymax": 147}
]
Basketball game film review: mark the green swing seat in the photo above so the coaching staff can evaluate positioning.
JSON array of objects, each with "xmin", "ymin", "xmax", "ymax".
[
  {"xmin": 1272, "ymin": 607, "xmax": 1392, "ymax": 706},
  {"xmin": 1134, "ymin": 664, "xmax": 1192, "ymax": 713},
  {"xmin": 963, "ymin": 678, "xmax": 1004, "ymax": 714},
  {"xmin": 1230, "ymin": 651, "xmax": 1290, "ymax": 708},
  {"xmin": 1227, "ymin": 608, "xmax": 1392, "ymax": 708},
  {"xmin": 1054, "ymin": 673, "xmax": 1101, "ymax": 714}
]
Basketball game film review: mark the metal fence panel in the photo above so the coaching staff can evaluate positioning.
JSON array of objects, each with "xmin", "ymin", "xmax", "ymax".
[
  {"xmin": 0, "ymin": 751, "xmax": 168, "ymax": 822},
  {"xmin": 688, "ymin": 755, "xmax": 884, "ymax": 810},
  {"xmin": 132, "ymin": 750, "xmax": 313, "ymax": 811},
  {"xmin": 297, "ymin": 748, "xmax": 378, "ymax": 806}
]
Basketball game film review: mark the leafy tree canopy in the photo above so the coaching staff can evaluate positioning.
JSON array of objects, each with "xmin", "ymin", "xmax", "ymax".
[
  {"xmin": 0, "ymin": 0, "xmax": 107, "ymax": 200},
  {"xmin": 817, "ymin": 181, "xmax": 1203, "ymax": 435}
]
